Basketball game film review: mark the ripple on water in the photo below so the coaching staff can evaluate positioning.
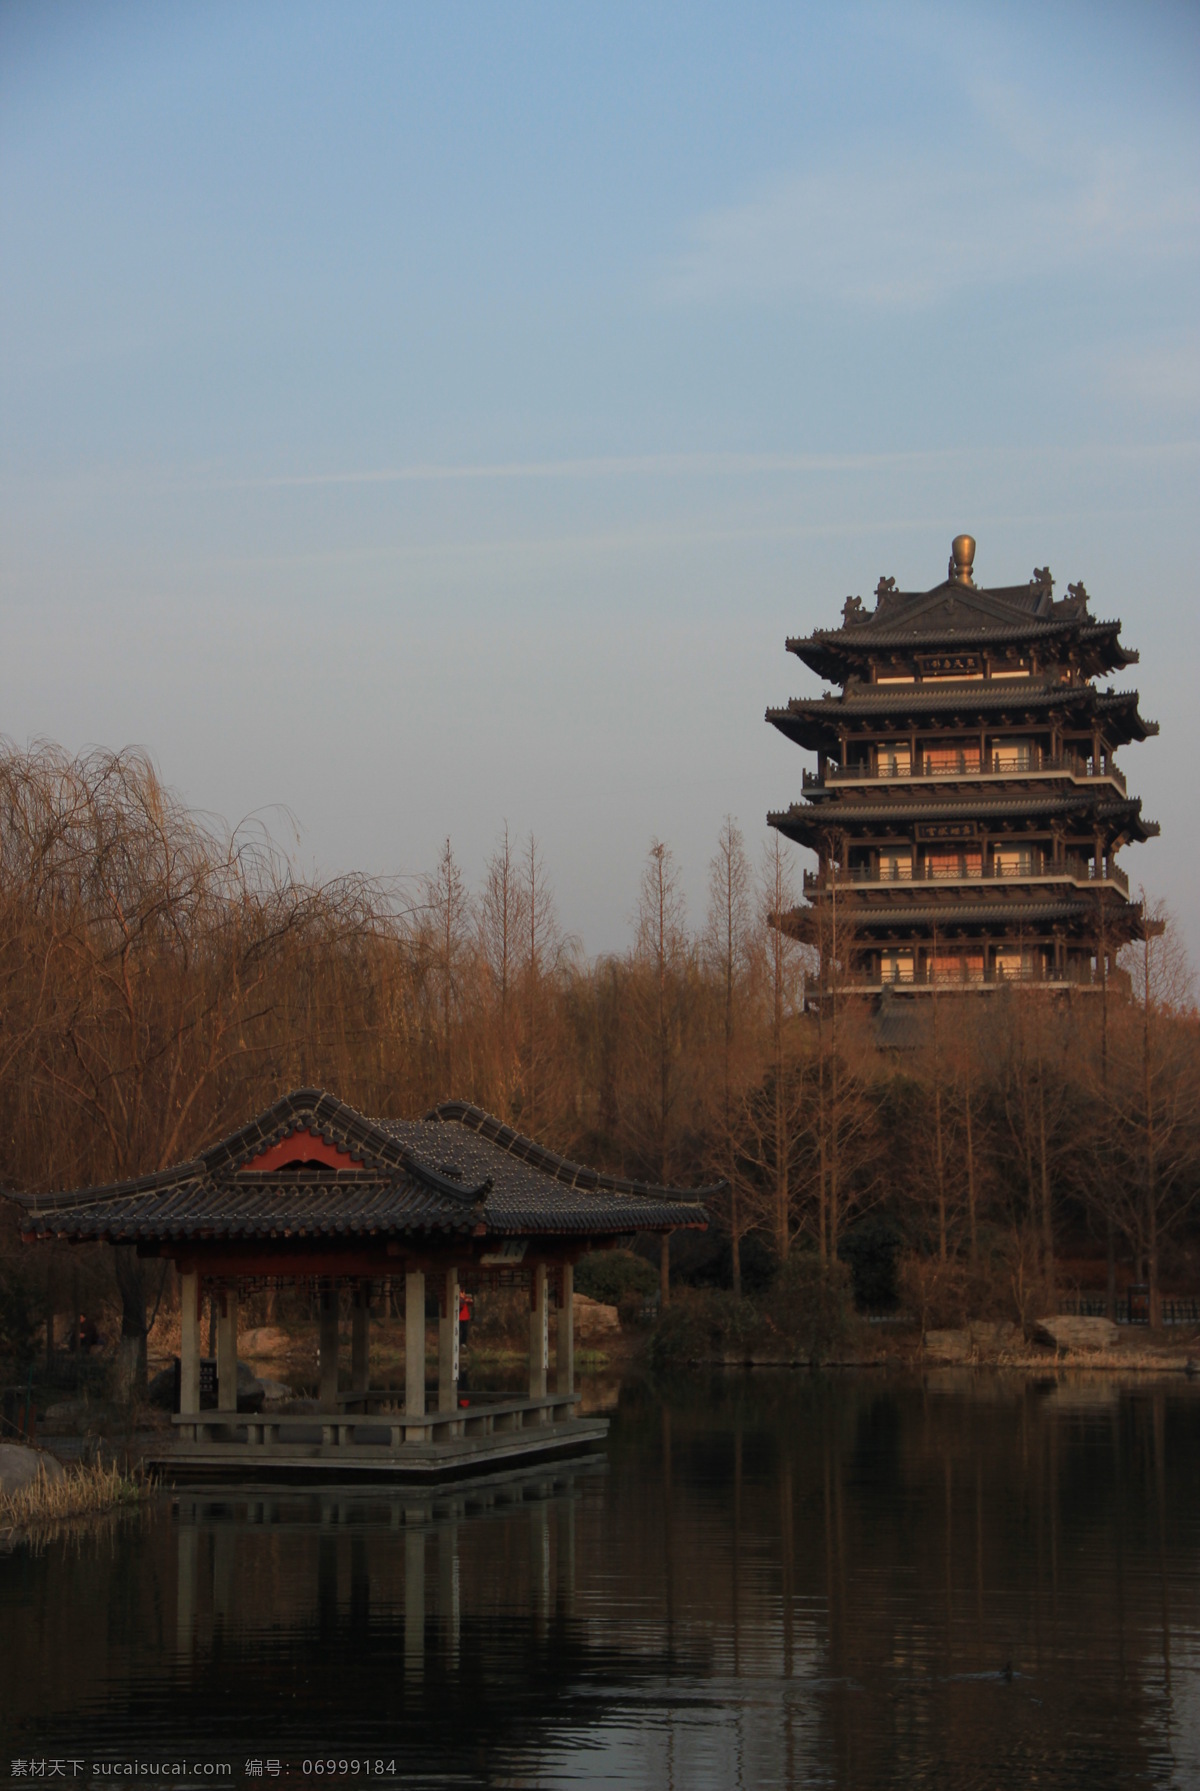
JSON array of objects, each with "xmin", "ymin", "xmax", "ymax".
[{"xmin": 2, "ymin": 1371, "xmax": 1198, "ymax": 1790}]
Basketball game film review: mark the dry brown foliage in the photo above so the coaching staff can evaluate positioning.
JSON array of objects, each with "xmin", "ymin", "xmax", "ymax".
[{"xmin": 0, "ymin": 742, "xmax": 1197, "ymax": 1386}]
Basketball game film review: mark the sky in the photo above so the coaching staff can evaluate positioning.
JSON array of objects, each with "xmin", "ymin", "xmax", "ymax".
[{"xmin": 2, "ymin": 1, "xmax": 1198, "ymax": 960}]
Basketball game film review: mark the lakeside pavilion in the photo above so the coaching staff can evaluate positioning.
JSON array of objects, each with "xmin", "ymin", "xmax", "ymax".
[{"xmin": 9, "ymin": 1088, "xmax": 713, "ymax": 1481}]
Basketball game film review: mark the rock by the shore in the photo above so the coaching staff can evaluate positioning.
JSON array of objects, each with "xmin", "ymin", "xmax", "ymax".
[
  {"xmin": 257, "ymin": 1379, "xmax": 294, "ymax": 1407},
  {"xmin": 573, "ymin": 1293, "xmax": 621, "ymax": 1342},
  {"xmin": 240, "ymin": 1326, "xmax": 292, "ymax": 1357},
  {"xmin": 1035, "ymin": 1315, "xmax": 1121, "ymax": 1352},
  {"xmin": 235, "ymin": 1361, "xmax": 266, "ymax": 1411},
  {"xmin": 146, "ymin": 1359, "xmax": 267, "ymax": 1411},
  {"xmin": 0, "ymin": 1443, "xmax": 64, "ymax": 1497},
  {"xmin": 969, "ymin": 1320, "xmax": 1023, "ymax": 1353},
  {"xmin": 146, "ymin": 1367, "xmax": 176, "ymax": 1409},
  {"xmin": 43, "ymin": 1398, "xmax": 88, "ymax": 1423}
]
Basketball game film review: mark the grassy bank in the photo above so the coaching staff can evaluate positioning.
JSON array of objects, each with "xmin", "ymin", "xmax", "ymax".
[{"xmin": 0, "ymin": 1458, "xmax": 154, "ymax": 1532}]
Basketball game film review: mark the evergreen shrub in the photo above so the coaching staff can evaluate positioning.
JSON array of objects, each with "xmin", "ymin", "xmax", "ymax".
[
  {"xmin": 646, "ymin": 1287, "xmax": 759, "ymax": 1368},
  {"xmin": 765, "ymin": 1251, "xmax": 856, "ymax": 1365},
  {"xmin": 575, "ymin": 1249, "xmax": 657, "ymax": 1307},
  {"xmin": 838, "ymin": 1218, "xmax": 903, "ymax": 1311}
]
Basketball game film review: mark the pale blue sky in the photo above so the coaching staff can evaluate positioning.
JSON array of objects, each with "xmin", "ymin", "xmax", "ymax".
[{"xmin": 2, "ymin": 2, "xmax": 1198, "ymax": 956}]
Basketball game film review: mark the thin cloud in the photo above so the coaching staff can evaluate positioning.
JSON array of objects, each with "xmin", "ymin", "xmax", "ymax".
[
  {"xmin": 201, "ymin": 440, "xmax": 1200, "ymax": 493},
  {"xmin": 1101, "ymin": 335, "xmax": 1200, "ymax": 410},
  {"xmin": 2, "ymin": 441, "xmax": 1195, "ymax": 500},
  {"xmin": 657, "ymin": 130, "xmax": 1198, "ymax": 310},
  {"xmin": 235, "ymin": 449, "xmax": 941, "ymax": 490}
]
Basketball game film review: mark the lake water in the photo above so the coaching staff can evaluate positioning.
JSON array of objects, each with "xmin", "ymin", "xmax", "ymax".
[{"xmin": 3, "ymin": 1371, "xmax": 1199, "ymax": 1789}]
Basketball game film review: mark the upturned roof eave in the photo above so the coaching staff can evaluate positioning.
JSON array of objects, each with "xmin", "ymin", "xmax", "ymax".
[
  {"xmin": 767, "ymin": 689, "xmax": 1156, "ymax": 744},
  {"xmin": 787, "ymin": 615, "xmax": 1129, "ymax": 652},
  {"xmin": 780, "ymin": 895, "xmax": 1147, "ymax": 929},
  {"xmin": 15, "ymin": 1201, "xmax": 711, "ymax": 1245},
  {"xmin": 5, "ymin": 1087, "xmax": 719, "ymax": 1245},
  {"xmin": 768, "ymin": 793, "xmax": 1155, "ymax": 841}
]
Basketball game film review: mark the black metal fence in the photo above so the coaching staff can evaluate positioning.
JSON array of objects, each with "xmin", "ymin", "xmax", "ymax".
[{"xmin": 1058, "ymin": 1290, "xmax": 1200, "ymax": 1327}]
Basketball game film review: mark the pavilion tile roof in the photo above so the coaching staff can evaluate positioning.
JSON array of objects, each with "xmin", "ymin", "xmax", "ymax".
[{"xmin": 8, "ymin": 1090, "xmax": 714, "ymax": 1247}]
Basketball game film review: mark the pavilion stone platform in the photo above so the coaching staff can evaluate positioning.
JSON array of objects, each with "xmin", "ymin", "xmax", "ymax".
[{"xmin": 11, "ymin": 1088, "xmax": 713, "ymax": 1484}]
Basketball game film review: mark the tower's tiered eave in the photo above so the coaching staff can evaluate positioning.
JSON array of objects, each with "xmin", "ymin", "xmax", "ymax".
[
  {"xmin": 766, "ymin": 686, "xmax": 1157, "ymax": 752},
  {"xmin": 782, "ymin": 896, "xmax": 1147, "ymax": 940},
  {"xmin": 786, "ymin": 576, "xmax": 1136, "ymax": 682},
  {"xmin": 767, "ymin": 538, "xmax": 1159, "ymax": 994},
  {"xmin": 770, "ymin": 792, "xmax": 1157, "ymax": 848}
]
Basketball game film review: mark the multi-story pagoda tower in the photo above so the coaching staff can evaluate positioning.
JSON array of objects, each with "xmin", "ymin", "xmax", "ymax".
[{"xmin": 767, "ymin": 535, "xmax": 1159, "ymax": 995}]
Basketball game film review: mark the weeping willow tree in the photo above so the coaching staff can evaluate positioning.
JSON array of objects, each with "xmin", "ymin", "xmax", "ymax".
[{"xmin": 0, "ymin": 743, "xmax": 423, "ymax": 1394}]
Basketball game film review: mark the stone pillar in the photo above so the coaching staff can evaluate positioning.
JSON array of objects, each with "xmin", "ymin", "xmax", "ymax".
[
  {"xmin": 660, "ymin": 1234, "xmax": 671, "ymax": 1310},
  {"xmin": 179, "ymin": 1268, "xmax": 201, "ymax": 1420},
  {"xmin": 216, "ymin": 1286, "xmax": 238, "ymax": 1412},
  {"xmin": 555, "ymin": 1263, "xmax": 574, "ymax": 1397},
  {"xmin": 319, "ymin": 1285, "xmax": 340, "ymax": 1411},
  {"xmin": 351, "ymin": 1282, "xmax": 371, "ymax": 1396},
  {"xmin": 529, "ymin": 1263, "xmax": 548, "ymax": 1401},
  {"xmin": 405, "ymin": 1270, "xmax": 426, "ymax": 1420},
  {"xmin": 438, "ymin": 1268, "xmax": 459, "ymax": 1412}
]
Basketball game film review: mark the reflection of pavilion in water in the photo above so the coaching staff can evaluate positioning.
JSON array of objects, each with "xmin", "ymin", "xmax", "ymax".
[
  {"xmin": 5, "ymin": 1378, "xmax": 1198, "ymax": 1788},
  {"xmin": 161, "ymin": 1456, "xmax": 730, "ymax": 1782},
  {"xmin": 174, "ymin": 1461, "xmax": 601, "ymax": 1678}
]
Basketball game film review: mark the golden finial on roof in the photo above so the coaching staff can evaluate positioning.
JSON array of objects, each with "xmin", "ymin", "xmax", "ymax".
[{"xmin": 949, "ymin": 535, "xmax": 976, "ymax": 586}]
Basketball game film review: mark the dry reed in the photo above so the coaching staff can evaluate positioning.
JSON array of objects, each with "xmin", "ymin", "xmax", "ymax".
[{"xmin": 0, "ymin": 1458, "xmax": 152, "ymax": 1529}]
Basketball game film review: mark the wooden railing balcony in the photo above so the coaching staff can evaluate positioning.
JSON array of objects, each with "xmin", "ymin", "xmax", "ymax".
[
  {"xmin": 804, "ymin": 857, "xmax": 1129, "ymax": 896},
  {"xmin": 839, "ymin": 962, "xmax": 1103, "ymax": 992},
  {"xmin": 813, "ymin": 755, "xmax": 1126, "ymax": 793}
]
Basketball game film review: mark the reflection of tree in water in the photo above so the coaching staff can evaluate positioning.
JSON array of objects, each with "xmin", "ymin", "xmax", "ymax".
[
  {"xmin": 2, "ymin": 1379, "xmax": 1198, "ymax": 1788},
  {"xmin": 607, "ymin": 1373, "xmax": 1198, "ymax": 1788},
  {"xmin": 1, "ymin": 1465, "xmax": 712, "ymax": 1781}
]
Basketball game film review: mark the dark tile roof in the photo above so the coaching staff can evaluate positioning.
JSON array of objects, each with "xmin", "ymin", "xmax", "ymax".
[
  {"xmin": 771, "ymin": 793, "xmax": 1145, "ymax": 826},
  {"xmin": 788, "ymin": 578, "xmax": 1132, "ymax": 658},
  {"xmin": 766, "ymin": 686, "xmax": 1158, "ymax": 749},
  {"xmin": 8, "ymin": 1089, "xmax": 714, "ymax": 1247},
  {"xmin": 770, "ymin": 792, "xmax": 1157, "ymax": 849},
  {"xmin": 788, "ymin": 896, "xmax": 1143, "ymax": 931},
  {"xmin": 770, "ymin": 685, "xmax": 1151, "ymax": 719},
  {"xmin": 800, "ymin": 618, "xmax": 1129, "ymax": 652}
]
